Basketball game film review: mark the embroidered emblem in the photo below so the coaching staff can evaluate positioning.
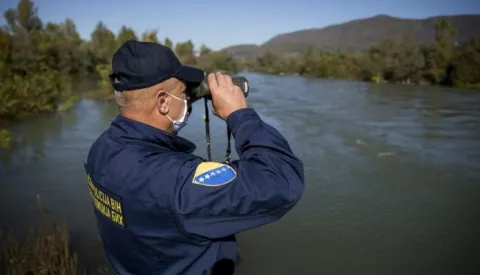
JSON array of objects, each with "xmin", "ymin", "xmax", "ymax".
[{"xmin": 193, "ymin": 162, "xmax": 236, "ymax": 187}]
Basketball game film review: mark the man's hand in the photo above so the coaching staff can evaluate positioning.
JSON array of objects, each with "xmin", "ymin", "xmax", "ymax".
[{"xmin": 208, "ymin": 72, "xmax": 247, "ymax": 120}]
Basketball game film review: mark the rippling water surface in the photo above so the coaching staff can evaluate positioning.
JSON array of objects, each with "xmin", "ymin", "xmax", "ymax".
[{"xmin": 1, "ymin": 73, "xmax": 479, "ymax": 275}]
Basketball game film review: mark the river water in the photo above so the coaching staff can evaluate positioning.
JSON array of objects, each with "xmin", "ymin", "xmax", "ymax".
[{"xmin": 1, "ymin": 73, "xmax": 479, "ymax": 275}]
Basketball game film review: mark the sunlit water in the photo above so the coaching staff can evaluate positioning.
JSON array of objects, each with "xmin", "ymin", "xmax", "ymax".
[{"xmin": 1, "ymin": 73, "xmax": 479, "ymax": 275}]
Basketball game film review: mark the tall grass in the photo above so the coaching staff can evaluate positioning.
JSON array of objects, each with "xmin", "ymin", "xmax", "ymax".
[
  {"xmin": 84, "ymin": 65, "xmax": 115, "ymax": 101},
  {"xmin": 0, "ymin": 197, "xmax": 86, "ymax": 275},
  {"xmin": 58, "ymin": 96, "xmax": 82, "ymax": 112},
  {"xmin": 0, "ymin": 129, "xmax": 12, "ymax": 149}
]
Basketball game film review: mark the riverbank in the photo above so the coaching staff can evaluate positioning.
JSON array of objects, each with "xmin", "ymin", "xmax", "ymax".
[
  {"xmin": 248, "ymin": 69, "xmax": 480, "ymax": 91},
  {"xmin": 1, "ymin": 69, "xmax": 479, "ymax": 151},
  {"xmin": 0, "ymin": 94, "xmax": 82, "ymax": 150},
  {"xmin": 0, "ymin": 197, "xmax": 87, "ymax": 274}
]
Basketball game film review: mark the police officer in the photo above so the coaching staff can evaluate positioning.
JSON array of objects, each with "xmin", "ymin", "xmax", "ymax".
[{"xmin": 84, "ymin": 40, "xmax": 305, "ymax": 275}]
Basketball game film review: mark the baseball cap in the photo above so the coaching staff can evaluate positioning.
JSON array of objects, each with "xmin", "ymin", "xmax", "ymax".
[{"xmin": 109, "ymin": 40, "xmax": 205, "ymax": 91}]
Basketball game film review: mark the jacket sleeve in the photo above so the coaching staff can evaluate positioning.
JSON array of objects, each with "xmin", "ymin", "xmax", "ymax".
[{"xmin": 175, "ymin": 108, "xmax": 305, "ymax": 239}]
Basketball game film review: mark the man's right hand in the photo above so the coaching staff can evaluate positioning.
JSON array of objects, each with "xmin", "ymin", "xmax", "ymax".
[{"xmin": 208, "ymin": 72, "xmax": 248, "ymax": 120}]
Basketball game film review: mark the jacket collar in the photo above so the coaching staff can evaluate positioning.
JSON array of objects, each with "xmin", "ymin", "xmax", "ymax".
[{"xmin": 108, "ymin": 115, "xmax": 196, "ymax": 153}]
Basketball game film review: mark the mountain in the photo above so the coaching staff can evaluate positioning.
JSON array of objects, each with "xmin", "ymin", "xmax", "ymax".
[
  {"xmin": 220, "ymin": 44, "xmax": 260, "ymax": 59},
  {"xmin": 221, "ymin": 14, "xmax": 480, "ymax": 59}
]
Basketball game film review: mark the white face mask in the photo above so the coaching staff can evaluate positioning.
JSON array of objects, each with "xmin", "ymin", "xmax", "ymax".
[{"xmin": 166, "ymin": 92, "xmax": 189, "ymax": 134}]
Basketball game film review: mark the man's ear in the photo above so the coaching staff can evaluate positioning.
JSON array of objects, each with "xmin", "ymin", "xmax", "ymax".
[{"xmin": 156, "ymin": 90, "xmax": 169, "ymax": 115}]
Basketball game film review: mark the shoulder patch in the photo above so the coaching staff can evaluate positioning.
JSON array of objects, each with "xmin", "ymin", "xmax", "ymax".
[{"xmin": 193, "ymin": 162, "xmax": 237, "ymax": 187}]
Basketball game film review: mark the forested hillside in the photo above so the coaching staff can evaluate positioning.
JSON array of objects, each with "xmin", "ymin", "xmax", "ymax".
[{"xmin": 223, "ymin": 14, "xmax": 480, "ymax": 58}]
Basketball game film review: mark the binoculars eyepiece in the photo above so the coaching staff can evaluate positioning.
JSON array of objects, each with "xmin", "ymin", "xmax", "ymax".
[{"xmin": 187, "ymin": 75, "xmax": 249, "ymax": 103}]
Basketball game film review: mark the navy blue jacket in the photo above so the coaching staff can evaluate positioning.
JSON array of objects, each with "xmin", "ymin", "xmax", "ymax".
[{"xmin": 84, "ymin": 108, "xmax": 304, "ymax": 274}]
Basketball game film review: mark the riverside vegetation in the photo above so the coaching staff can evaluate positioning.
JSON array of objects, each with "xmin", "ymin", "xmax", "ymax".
[
  {"xmin": 0, "ymin": 196, "xmax": 88, "ymax": 275},
  {"xmin": 0, "ymin": 0, "xmax": 479, "ymax": 272},
  {"xmin": 1, "ymin": 0, "xmax": 479, "ymax": 125}
]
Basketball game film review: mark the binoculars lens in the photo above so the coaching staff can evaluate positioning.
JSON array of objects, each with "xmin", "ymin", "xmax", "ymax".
[{"xmin": 187, "ymin": 76, "xmax": 249, "ymax": 103}]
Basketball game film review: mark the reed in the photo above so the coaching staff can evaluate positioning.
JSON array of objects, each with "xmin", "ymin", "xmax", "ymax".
[
  {"xmin": 0, "ymin": 129, "xmax": 11, "ymax": 150},
  {"xmin": 0, "ymin": 197, "xmax": 86, "ymax": 275}
]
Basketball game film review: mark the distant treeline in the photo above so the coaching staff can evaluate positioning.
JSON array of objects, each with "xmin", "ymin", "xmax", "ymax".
[
  {"xmin": 249, "ymin": 20, "xmax": 480, "ymax": 89},
  {"xmin": 1, "ymin": 0, "xmax": 479, "ymax": 123}
]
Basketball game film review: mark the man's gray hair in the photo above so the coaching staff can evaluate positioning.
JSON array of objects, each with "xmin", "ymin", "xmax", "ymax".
[
  {"xmin": 114, "ymin": 90, "xmax": 128, "ymax": 108},
  {"xmin": 114, "ymin": 87, "xmax": 158, "ymax": 113},
  {"xmin": 113, "ymin": 79, "xmax": 173, "ymax": 113}
]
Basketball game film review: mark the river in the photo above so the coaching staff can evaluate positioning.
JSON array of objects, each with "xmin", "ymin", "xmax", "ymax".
[{"xmin": 1, "ymin": 72, "xmax": 479, "ymax": 275}]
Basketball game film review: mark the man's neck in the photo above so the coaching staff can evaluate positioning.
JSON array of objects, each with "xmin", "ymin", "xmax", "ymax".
[{"xmin": 120, "ymin": 111, "xmax": 173, "ymax": 134}]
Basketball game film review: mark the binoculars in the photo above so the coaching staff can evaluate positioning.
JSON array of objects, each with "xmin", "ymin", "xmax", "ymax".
[
  {"xmin": 185, "ymin": 73, "xmax": 249, "ymax": 163},
  {"xmin": 187, "ymin": 75, "xmax": 249, "ymax": 103}
]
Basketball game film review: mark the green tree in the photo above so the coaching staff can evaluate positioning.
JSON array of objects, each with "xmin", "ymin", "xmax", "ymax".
[
  {"xmin": 423, "ymin": 19, "xmax": 457, "ymax": 84},
  {"xmin": 0, "ymin": 26, "xmax": 11, "ymax": 74},
  {"xmin": 164, "ymin": 37, "xmax": 172, "ymax": 48},
  {"xmin": 197, "ymin": 50, "xmax": 239, "ymax": 73},
  {"xmin": 300, "ymin": 44, "xmax": 320, "ymax": 75},
  {"xmin": 196, "ymin": 44, "xmax": 213, "ymax": 70},
  {"xmin": 175, "ymin": 40, "xmax": 196, "ymax": 65},
  {"xmin": 90, "ymin": 21, "xmax": 117, "ymax": 65},
  {"xmin": 2, "ymin": 0, "xmax": 57, "ymax": 118},
  {"xmin": 41, "ymin": 19, "xmax": 86, "ymax": 76},
  {"xmin": 12, "ymin": 0, "xmax": 42, "ymax": 32},
  {"xmin": 369, "ymin": 37, "xmax": 425, "ymax": 83},
  {"xmin": 62, "ymin": 18, "xmax": 81, "ymax": 41},
  {"xmin": 0, "ymin": 0, "xmax": 89, "ymax": 120},
  {"xmin": 451, "ymin": 36, "xmax": 480, "ymax": 88},
  {"xmin": 117, "ymin": 25, "xmax": 137, "ymax": 46},
  {"xmin": 212, "ymin": 51, "xmax": 239, "ymax": 73},
  {"xmin": 199, "ymin": 44, "xmax": 212, "ymax": 57},
  {"xmin": 256, "ymin": 49, "xmax": 280, "ymax": 73},
  {"xmin": 276, "ymin": 53, "xmax": 302, "ymax": 74},
  {"xmin": 141, "ymin": 30, "xmax": 159, "ymax": 43},
  {"xmin": 396, "ymin": 38, "xmax": 426, "ymax": 83},
  {"xmin": 3, "ymin": 9, "xmax": 16, "ymax": 31}
]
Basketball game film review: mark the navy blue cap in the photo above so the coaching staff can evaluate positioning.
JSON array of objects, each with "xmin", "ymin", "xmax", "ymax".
[{"xmin": 109, "ymin": 40, "xmax": 204, "ymax": 91}]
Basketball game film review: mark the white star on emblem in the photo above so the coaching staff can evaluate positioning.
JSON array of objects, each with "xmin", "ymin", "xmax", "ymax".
[
  {"xmin": 198, "ymin": 177, "xmax": 204, "ymax": 182},
  {"xmin": 221, "ymin": 167, "xmax": 227, "ymax": 172},
  {"xmin": 216, "ymin": 170, "xmax": 221, "ymax": 174},
  {"xmin": 210, "ymin": 172, "xmax": 215, "ymax": 176},
  {"xmin": 205, "ymin": 174, "xmax": 210, "ymax": 180}
]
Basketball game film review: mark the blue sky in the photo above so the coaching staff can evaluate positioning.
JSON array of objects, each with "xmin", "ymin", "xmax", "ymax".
[{"xmin": 1, "ymin": 0, "xmax": 479, "ymax": 50}]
